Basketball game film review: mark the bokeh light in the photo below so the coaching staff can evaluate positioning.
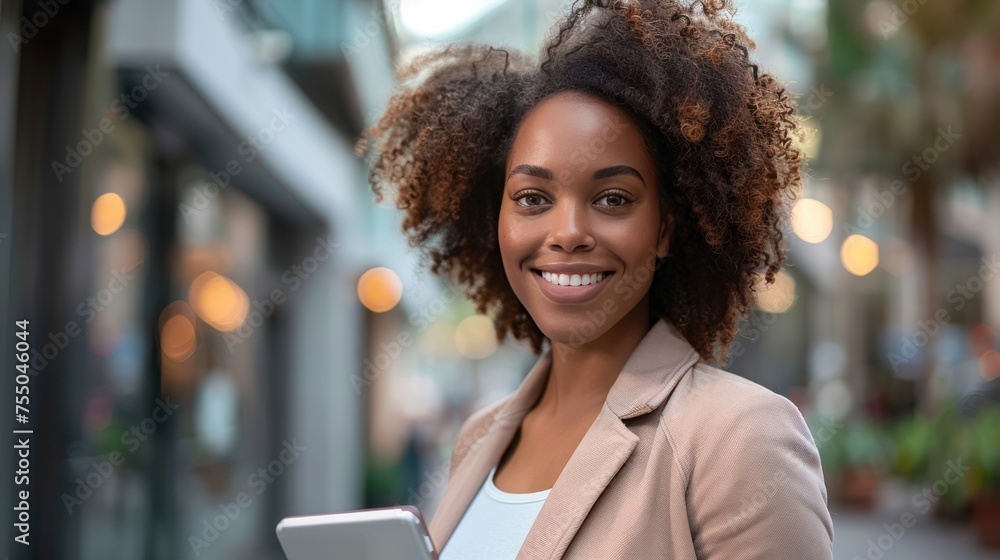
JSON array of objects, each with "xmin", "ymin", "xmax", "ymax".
[
  {"xmin": 189, "ymin": 271, "xmax": 250, "ymax": 332},
  {"xmin": 791, "ymin": 198, "xmax": 833, "ymax": 243},
  {"xmin": 755, "ymin": 269, "xmax": 797, "ymax": 313},
  {"xmin": 161, "ymin": 315, "xmax": 197, "ymax": 362},
  {"xmin": 357, "ymin": 267, "xmax": 403, "ymax": 313},
  {"xmin": 91, "ymin": 193, "xmax": 127, "ymax": 235},
  {"xmin": 454, "ymin": 314, "xmax": 498, "ymax": 360},
  {"xmin": 841, "ymin": 234, "xmax": 880, "ymax": 276},
  {"xmin": 797, "ymin": 122, "xmax": 823, "ymax": 160},
  {"xmin": 980, "ymin": 349, "xmax": 1000, "ymax": 382},
  {"xmin": 159, "ymin": 301, "xmax": 199, "ymax": 362},
  {"xmin": 816, "ymin": 378, "xmax": 853, "ymax": 420}
]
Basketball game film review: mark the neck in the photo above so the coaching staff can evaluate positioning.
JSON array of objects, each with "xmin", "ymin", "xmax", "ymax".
[{"xmin": 534, "ymin": 298, "xmax": 656, "ymax": 418}]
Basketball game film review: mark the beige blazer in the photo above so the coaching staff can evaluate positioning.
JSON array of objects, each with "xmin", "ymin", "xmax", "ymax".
[{"xmin": 428, "ymin": 317, "xmax": 834, "ymax": 559}]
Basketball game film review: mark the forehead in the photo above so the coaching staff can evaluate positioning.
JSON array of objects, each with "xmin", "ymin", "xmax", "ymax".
[{"xmin": 506, "ymin": 91, "xmax": 652, "ymax": 172}]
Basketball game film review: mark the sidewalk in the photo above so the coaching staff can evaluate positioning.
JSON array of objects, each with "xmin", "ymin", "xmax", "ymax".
[{"xmin": 831, "ymin": 482, "xmax": 999, "ymax": 560}]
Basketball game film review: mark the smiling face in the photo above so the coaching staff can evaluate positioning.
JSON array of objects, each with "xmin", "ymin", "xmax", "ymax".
[{"xmin": 498, "ymin": 90, "xmax": 674, "ymax": 348}]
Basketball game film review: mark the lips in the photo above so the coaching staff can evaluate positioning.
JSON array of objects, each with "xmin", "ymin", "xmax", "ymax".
[{"xmin": 530, "ymin": 268, "xmax": 615, "ymax": 304}]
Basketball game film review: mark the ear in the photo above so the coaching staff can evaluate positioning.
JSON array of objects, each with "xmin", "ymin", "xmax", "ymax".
[{"xmin": 656, "ymin": 210, "xmax": 675, "ymax": 259}]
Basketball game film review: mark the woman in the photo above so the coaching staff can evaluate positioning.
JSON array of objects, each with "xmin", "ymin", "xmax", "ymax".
[{"xmin": 357, "ymin": 0, "xmax": 834, "ymax": 558}]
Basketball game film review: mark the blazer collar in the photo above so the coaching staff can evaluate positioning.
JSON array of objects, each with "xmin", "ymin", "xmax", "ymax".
[{"xmin": 430, "ymin": 317, "xmax": 701, "ymax": 559}]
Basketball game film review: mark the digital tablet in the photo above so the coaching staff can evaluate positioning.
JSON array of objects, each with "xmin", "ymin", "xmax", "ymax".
[{"xmin": 275, "ymin": 505, "xmax": 438, "ymax": 560}]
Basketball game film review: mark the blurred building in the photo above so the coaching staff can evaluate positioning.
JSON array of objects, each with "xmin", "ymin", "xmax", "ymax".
[{"xmin": 0, "ymin": 0, "xmax": 408, "ymax": 558}]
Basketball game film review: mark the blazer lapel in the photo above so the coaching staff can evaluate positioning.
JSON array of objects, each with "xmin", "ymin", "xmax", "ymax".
[
  {"xmin": 515, "ymin": 404, "xmax": 638, "ymax": 560},
  {"xmin": 429, "ymin": 351, "xmax": 554, "ymax": 551},
  {"xmin": 517, "ymin": 318, "xmax": 700, "ymax": 560}
]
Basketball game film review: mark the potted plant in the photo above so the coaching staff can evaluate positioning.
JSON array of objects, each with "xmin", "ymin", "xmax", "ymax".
[
  {"xmin": 817, "ymin": 416, "xmax": 891, "ymax": 511},
  {"xmin": 890, "ymin": 413, "xmax": 934, "ymax": 484},
  {"xmin": 966, "ymin": 406, "xmax": 1000, "ymax": 549},
  {"xmin": 923, "ymin": 402, "xmax": 975, "ymax": 520}
]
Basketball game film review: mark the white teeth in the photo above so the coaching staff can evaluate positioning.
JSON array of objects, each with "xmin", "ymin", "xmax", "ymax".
[{"xmin": 540, "ymin": 271, "xmax": 608, "ymax": 287}]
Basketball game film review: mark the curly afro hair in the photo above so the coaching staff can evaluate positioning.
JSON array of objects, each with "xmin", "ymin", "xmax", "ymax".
[{"xmin": 356, "ymin": 0, "xmax": 803, "ymax": 364}]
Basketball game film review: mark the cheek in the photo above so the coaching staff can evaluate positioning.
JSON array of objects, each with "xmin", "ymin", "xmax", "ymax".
[
  {"xmin": 599, "ymin": 213, "xmax": 661, "ymax": 287},
  {"xmin": 497, "ymin": 206, "xmax": 513, "ymax": 257},
  {"xmin": 497, "ymin": 206, "xmax": 524, "ymax": 276},
  {"xmin": 596, "ymin": 216, "xmax": 655, "ymax": 255}
]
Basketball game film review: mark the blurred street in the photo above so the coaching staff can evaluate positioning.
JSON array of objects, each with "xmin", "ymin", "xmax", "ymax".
[
  {"xmin": 1, "ymin": 0, "xmax": 999, "ymax": 559},
  {"xmin": 832, "ymin": 481, "xmax": 1000, "ymax": 560}
]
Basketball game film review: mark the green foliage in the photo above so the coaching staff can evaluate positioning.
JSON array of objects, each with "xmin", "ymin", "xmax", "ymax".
[
  {"xmin": 817, "ymin": 416, "xmax": 892, "ymax": 475},
  {"xmin": 892, "ymin": 403, "xmax": 1000, "ymax": 515},
  {"xmin": 890, "ymin": 413, "xmax": 935, "ymax": 482},
  {"xmin": 962, "ymin": 406, "xmax": 1000, "ymax": 498}
]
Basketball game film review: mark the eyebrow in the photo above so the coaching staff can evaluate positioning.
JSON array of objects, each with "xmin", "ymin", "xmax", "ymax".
[
  {"xmin": 593, "ymin": 165, "xmax": 644, "ymax": 183},
  {"xmin": 507, "ymin": 164, "xmax": 645, "ymax": 184}
]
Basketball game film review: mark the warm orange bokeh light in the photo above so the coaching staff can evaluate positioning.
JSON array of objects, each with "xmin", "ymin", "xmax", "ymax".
[
  {"xmin": 189, "ymin": 271, "xmax": 249, "ymax": 332},
  {"xmin": 161, "ymin": 314, "xmax": 197, "ymax": 362},
  {"xmin": 158, "ymin": 301, "xmax": 198, "ymax": 363},
  {"xmin": 91, "ymin": 193, "xmax": 127, "ymax": 236},
  {"xmin": 357, "ymin": 267, "xmax": 402, "ymax": 313},
  {"xmin": 841, "ymin": 234, "xmax": 879, "ymax": 276}
]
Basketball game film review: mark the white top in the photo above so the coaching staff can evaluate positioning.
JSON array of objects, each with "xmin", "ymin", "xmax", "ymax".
[{"xmin": 438, "ymin": 464, "xmax": 551, "ymax": 559}]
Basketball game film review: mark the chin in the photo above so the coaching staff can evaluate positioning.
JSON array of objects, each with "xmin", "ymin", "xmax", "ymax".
[{"xmin": 532, "ymin": 315, "xmax": 614, "ymax": 349}]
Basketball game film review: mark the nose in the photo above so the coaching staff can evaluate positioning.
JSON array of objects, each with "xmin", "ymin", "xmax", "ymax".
[{"xmin": 546, "ymin": 199, "xmax": 595, "ymax": 253}]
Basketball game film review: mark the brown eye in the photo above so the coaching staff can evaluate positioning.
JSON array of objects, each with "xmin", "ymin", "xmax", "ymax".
[
  {"xmin": 595, "ymin": 191, "xmax": 633, "ymax": 208},
  {"xmin": 514, "ymin": 192, "xmax": 550, "ymax": 208}
]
